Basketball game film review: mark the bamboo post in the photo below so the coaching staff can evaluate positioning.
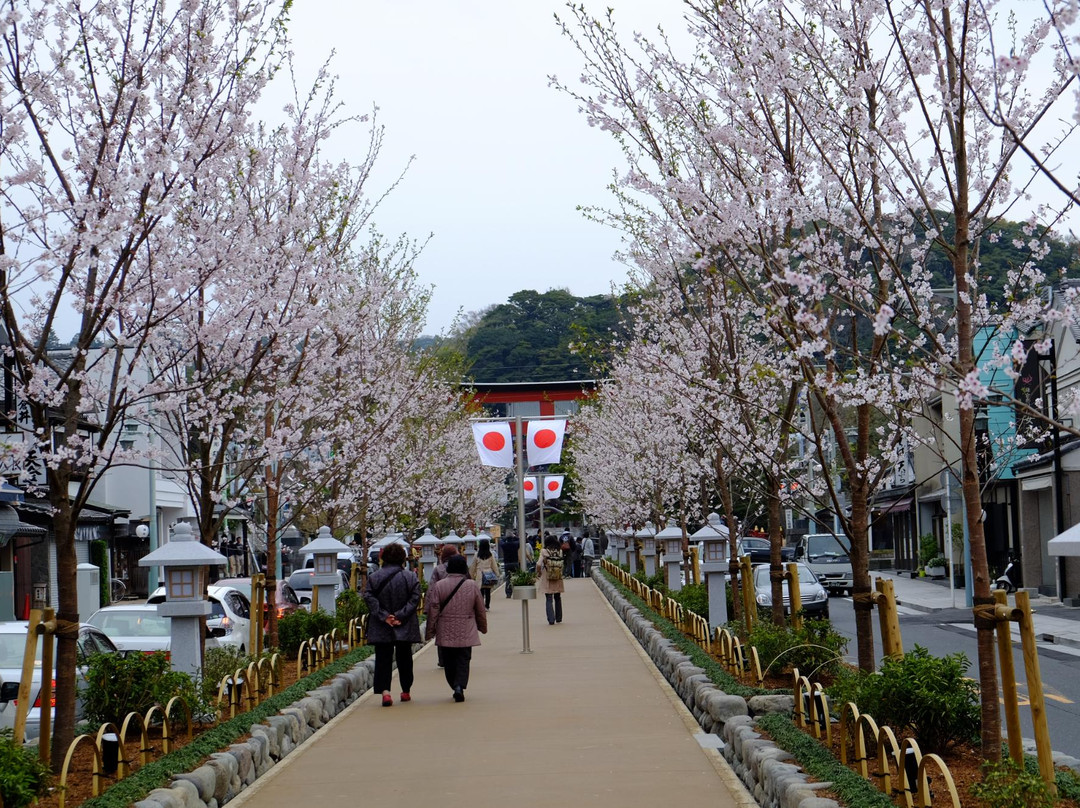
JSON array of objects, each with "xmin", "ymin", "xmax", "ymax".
[
  {"xmin": 786, "ymin": 562, "xmax": 802, "ymax": 631},
  {"xmin": 1015, "ymin": 591, "xmax": 1056, "ymax": 796},
  {"xmin": 37, "ymin": 608, "xmax": 55, "ymax": 763},
  {"xmin": 992, "ymin": 590, "xmax": 1024, "ymax": 765},
  {"xmin": 740, "ymin": 555, "xmax": 755, "ymax": 633},
  {"xmin": 873, "ymin": 578, "xmax": 903, "ymax": 658}
]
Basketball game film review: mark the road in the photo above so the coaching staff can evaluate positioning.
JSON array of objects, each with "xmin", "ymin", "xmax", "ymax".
[{"xmin": 827, "ymin": 595, "xmax": 1080, "ymax": 760}]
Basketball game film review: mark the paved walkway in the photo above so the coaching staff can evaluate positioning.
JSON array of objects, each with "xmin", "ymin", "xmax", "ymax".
[
  {"xmin": 873, "ymin": 570, "xmax": 1080, "ymax": 651},
  {"xmin": 230, "ymin": 578, "xmax": 753, "ymax": 808}
]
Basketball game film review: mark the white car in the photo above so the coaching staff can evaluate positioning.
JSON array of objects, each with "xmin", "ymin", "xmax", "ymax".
[
  {"xmin": 85, "ymin": 603, "xmax": 177, "ymax": 654},
  {"xmin": 0, "ymin": 620, "xmax": 118, "ymax": 743},
  {"xmin": 146, "ymin": 585, "xmax": 252, "ymax": 653},
  {"xmin": 286, "ymin": 568, "xmax": 352, "ymax": 611}
]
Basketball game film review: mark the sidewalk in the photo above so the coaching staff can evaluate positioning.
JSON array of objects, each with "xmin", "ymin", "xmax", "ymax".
[
  {"xmin": 872, "ymin": 570, "xmax": 1080, "ymax": 651},
  {"xmin": 230, "ymin": 579, "xmax": 753, "ymax": 808}
]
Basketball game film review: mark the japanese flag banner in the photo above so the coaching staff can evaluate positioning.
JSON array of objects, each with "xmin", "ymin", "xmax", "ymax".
[
  {"xmin": 472, "ymin": 422, "xmax": 513, "ymax": 468},
  {"xmin": 522, "ymin": 476, "xmax": 538, "ymax": 501},
  {"xmin": 526, "ymin": 419, "xmax": 567, "ymax": 466},
  {"xmin": 543, "ymin": 475, "xmax": 564, "ymax": 500}
]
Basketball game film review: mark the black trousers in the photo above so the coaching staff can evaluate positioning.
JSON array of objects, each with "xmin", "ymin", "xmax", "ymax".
[
  {"xmin": 481, "ymin": 586, "xmax": 492, "ymax": 608},
  {"xmin": 373, "ymin": 641, "xmax": 414, "ymax": 694},
  {"xmin": 441, "ymin": 646, "xmax": 473, "ymax": 691}
]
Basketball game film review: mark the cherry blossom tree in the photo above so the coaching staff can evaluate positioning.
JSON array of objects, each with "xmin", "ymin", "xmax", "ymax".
[
  {"xmin": 557, "ymin": 0, "xmax": 1080, "ymax": 757},
  {"xmin": 0, "ymin": 0, "xmax": 291, "ymax": 764}
]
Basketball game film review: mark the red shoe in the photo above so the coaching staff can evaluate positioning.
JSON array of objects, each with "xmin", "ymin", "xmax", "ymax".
[
  {"xmin": 400, "ymin": 692, "xmax": 411, "ymax": 702},
  {"xmin": 381, "ymin": 692, "xmax": 393, "ymax": 707}
]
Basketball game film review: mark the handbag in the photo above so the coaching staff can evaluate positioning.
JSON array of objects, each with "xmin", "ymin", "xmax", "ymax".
[{"xmin": 481, "ymin": 569, "xmax": 498, "ymax": 586}]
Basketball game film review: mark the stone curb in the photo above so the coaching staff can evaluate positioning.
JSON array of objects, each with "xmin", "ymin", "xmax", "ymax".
[
  {"xmin": 132, "ymin": 657, "xmax": 378, "ymax": 808},
  {"xmin": 592, "ymin": 572, "xmax": 838, "ymax": 808}
]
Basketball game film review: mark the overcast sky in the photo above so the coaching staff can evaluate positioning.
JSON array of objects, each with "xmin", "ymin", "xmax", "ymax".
[{"xmin": 277, "ymin": 1, "xmax": 689, "ymax": 336}]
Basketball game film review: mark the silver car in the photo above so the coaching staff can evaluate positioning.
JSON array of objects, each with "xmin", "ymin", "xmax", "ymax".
[
  {"xmin": 0, "ymin": 621, "xmax": 118, "ymax": 743},
  {"xmin": 752, "ymin": 562, "xmax": 830, "ymax": 619}
]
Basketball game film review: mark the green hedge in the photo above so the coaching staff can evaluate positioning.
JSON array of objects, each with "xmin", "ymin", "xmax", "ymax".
[
  {"xmin": 79, "ymin": 644, "xmax": 374, "ymax": 808},
  {"xmin": 90, "ymin": 541, "xmax": 109, "ymax": 608},
  {"xmin": 600, "ymin": 569, "xmax": 777, "ymax": 699}
]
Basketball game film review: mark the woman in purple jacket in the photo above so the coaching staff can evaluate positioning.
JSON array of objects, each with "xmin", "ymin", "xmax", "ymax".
[
  {"xmin": 363, "ymin": 542, "xmax": 421, "ymax": 707},
  {"xmin": 425, "ymin": 554, "xmax": 488, "ymax": 702}
]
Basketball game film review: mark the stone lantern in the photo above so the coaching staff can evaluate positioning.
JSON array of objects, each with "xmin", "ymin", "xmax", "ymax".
[
  {"xmin": 300, "ymin": 526, "xmax": 352, "ymax": 616},
  {"xmin": 635, "ymin": 521, "xmax": 656, "ymax": 576},
  {"xmin": 413, "ymin": 528, "xmax": 441, "ymax": 583},
  {"xmin": 655, "ymin": 521, "xmax": 685, "ymax": 592},
  {"xmin": 138, "ymin": 522, "xmax": 226, "ymax": 677},
  {"xmin": 616, "ymin": 527, "xmax": 629, "ymax": 567},
  {"xmin": 462, "ymin": 528, "xmax": 479, "ymax": 566},
  {"xmin": 690, "ymin": 513, "xmax": 729, "ymax": 627},
  {"xmin": 442, "ymin": 528, "xmax": 461, "ymax": 553}
]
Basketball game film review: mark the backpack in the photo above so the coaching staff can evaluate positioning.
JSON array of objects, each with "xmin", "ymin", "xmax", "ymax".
[{"xmin": 545, "ymin": 551, "xmax": 564, "ymax": 581}]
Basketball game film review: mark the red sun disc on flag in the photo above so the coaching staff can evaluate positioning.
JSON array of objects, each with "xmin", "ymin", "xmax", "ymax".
[
  {"xmin": 534, "ymin": 429, "xmax": 557, "ymax": 448},
  {"xmin": 482, "ymin": 432, "xmax": 506, "ymax": 451},
  {"xmin": 547, "ymin": 481, "xmax": 559, "ymax": 491},
  {"xmin": 523, "ymin": 480, "xmax": 535, "ymax": 491}
]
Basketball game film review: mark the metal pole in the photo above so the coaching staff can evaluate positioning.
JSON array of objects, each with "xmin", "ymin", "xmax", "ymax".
[
  {"xmin": 946, "ymin": 467, "xmax": 957, "ymax": 608},
  {"xmin": 514, "ymin": 416, "xmax": 531, "ymax": 653},
  {"xmin": 147, "ymin": 367, "xmax": 159, "ymax": 592},
  {"xmin": 1050, "ymin": 343, "xmax": 1066, "ymax": 599},
  {"xmin": 537, "ymin": 471, "xmax": 546, "ymax": 549}
]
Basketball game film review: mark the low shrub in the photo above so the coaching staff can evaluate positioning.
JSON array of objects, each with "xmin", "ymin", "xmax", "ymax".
[
  {"xmin": 83, "ymin": 651, "xmax": 201, "ymax": 727},
  {"xmin": 200, "ymin": 646, "xmax": 254, "ymax": 704},
  {"xmin": 833, "ymin": 645, "xmax": 979, "ymax": 754},
  {"xmin": 276, "ymin": 608, "xmax": 336, "ymax": 658},
  {"xmin": 750, "ymin": 617, "xmax": 848, "ymax": 680},
  {"xmin": 632, "ymin": 569, "xmax": 666, "ymax": 591},
  {"xmin": 0, "ymin": 729, "xmax": 52, "ymax": 808},
  {"xmin": 672, "ymin": 582, "xmax": 708, "ymax": 618},
  {"xmin": 334, "ymin": 589, "xmax": 367, "ymax": 633},
  {"xmin": 972, "ymin": 758, "xmax": 1055, "ymax": 808}
]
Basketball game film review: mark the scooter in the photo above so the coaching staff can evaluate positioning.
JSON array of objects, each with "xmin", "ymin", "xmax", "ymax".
[{"xmin": 994, "ymin": 558, "xmax": 1021, "ymax": 593}]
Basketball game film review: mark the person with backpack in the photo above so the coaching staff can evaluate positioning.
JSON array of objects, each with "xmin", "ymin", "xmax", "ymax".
[
  {"xmin": 362, "ymin": 542, "xmax": 421, "ymax": 707},
  {"xmin": 469, "ymin": 538, "xmax": 500, "ymax": 610},
  {"xmin": 538, "ymin": 534, "xmax": 566, "ymax": 625},
  {"xmin": 426, "ymin": 555, "xmax": 488, "ymax": 702}
]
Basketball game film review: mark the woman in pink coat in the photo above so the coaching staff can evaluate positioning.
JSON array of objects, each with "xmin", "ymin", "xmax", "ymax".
[{"xmin": 425, "ymin": 554, "xmax": 488, "ymax": 702}]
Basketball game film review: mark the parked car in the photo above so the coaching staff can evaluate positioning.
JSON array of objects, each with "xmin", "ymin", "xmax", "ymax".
[
  {"xmin": 85, "ymin": 603, "xmax": 223, "ymax": 654},
  {"xmin": 737, "ymin": 537, "xmax": 796, "ymax": 564},
  {"xmin": 752, "ymin": 562, "xmax": 830, "ymax": 619},
  {"xmin": 286, "ymin": 568, "xmax": 351, "ymax": 611},
  {"xmin": 0, "ymin": 620, "xmax": 118, "ymax": 743},
  {"xmin": 146, "ymin": 585, "xmax": 252, "ymax": 653},
  {"xmin": 301, "ymin": 550, "xmax": 361, "ymax": 575},
  {"xmin": 216, "ymin": 577, "xmax": 302, "ymax": 626}
]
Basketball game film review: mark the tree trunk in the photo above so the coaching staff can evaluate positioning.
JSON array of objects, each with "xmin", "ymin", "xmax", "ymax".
[
  {"xmin": 847, "ymin": 487, "xmax": 876, "ymax": 672},
  {"xmin": 767, "ymin": 478, "xmax": 785, "ymax": 626},
  {"xmin": 47, "ymin": 480, "xmax": 77, "ymax": 772}
]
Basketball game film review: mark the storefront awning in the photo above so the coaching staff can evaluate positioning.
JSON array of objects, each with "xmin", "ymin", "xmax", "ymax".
[
  {"xmin": 1048, "ymin": 522, "xmax": 1080, "ymax": 557},
  {"xmin": 874, "ymin": 497, "xmax": 912, "ymax": 514},
  {"xmin": 0, "ymin": 503, "xmax": 46, "ymax": 547}
]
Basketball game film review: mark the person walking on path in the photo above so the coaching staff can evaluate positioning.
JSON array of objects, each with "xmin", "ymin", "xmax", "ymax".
[
  {"xmin": 469, "ymin": 538, "xmax": 500, "ymax": 610},
  {"xmin": 538, "ymin": 534, "xmax": 565, "ymax": 625},
  {"xmin": 362, "ymin": 542, "xmax": 421, "ymax": 707},
  {"xmin": 426, "ymin": 555, "xmax": 488, "ymax": 702},
  {"xmin": 582, "ymin": 535, "xmax": 595, "ymax": 576},
  {"xmin": 500, "ymin": 532, "xmax": 520, "ymax": 598}
]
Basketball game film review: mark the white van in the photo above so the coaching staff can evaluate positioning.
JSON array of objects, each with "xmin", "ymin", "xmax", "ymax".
[{"xmin": 798, "ymin": 533, "xmax": 853, "ymax": 595}]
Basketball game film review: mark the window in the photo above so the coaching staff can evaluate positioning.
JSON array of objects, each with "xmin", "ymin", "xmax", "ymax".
[
  {"xmin": 554, "ymin": 400, "xmax": 579, "ymax": 416},
  {"xmin": 508, "ymin": 401, "xmax": 541, "ymax": 418}
]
